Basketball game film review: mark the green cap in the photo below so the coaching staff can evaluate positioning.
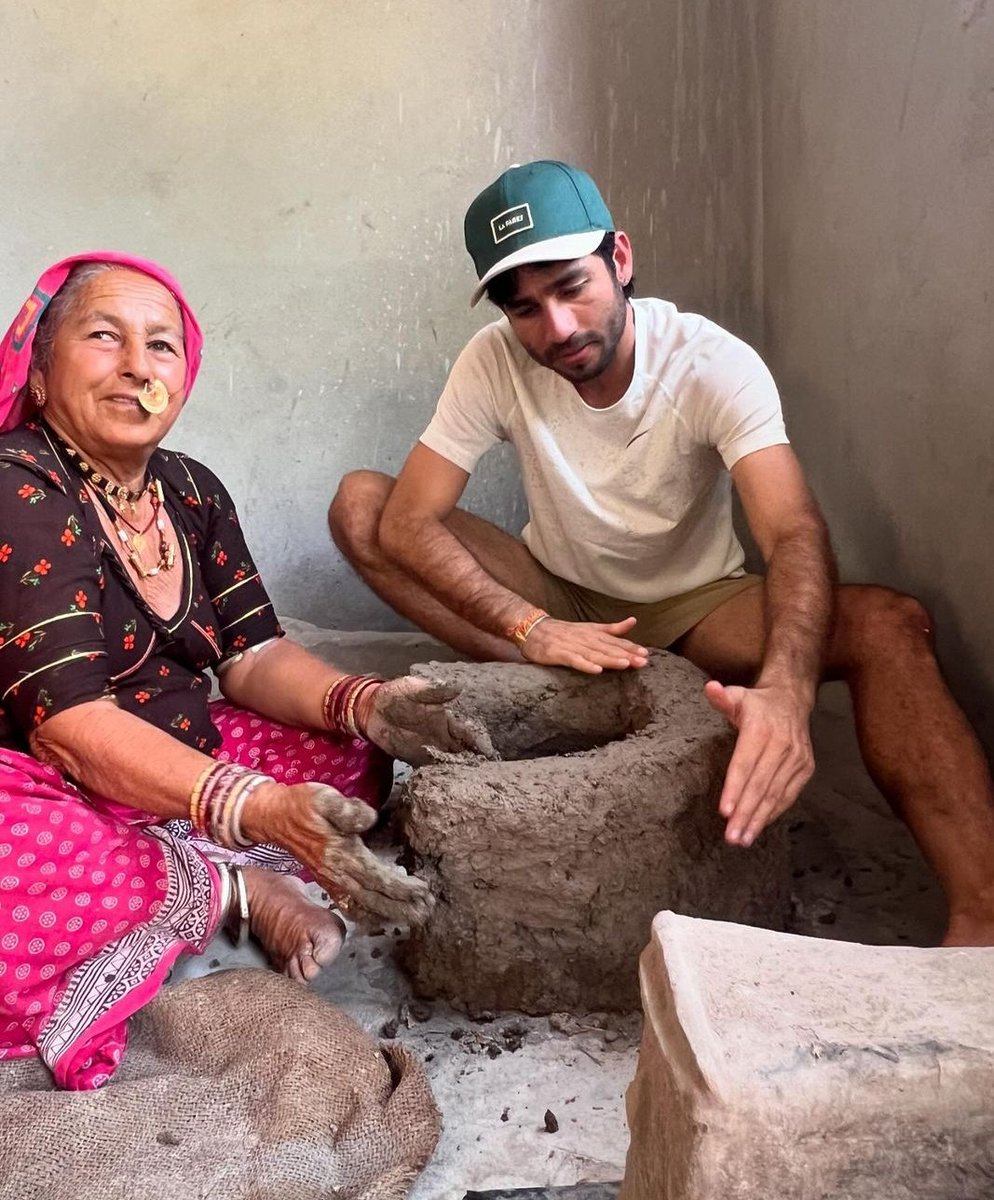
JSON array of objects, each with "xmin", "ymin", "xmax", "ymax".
[{"xmin": 464, "ymin": 160, "xmax": 614, "ymax": 306}]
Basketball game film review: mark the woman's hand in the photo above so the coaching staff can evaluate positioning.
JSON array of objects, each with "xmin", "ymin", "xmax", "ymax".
[
  {"xmin": 360, "ymin": 676, "xmax": 494, "ymax": 765},
  {"xmin": 243, "ymin": 781, "xmax": 433, "ymax": 927}
]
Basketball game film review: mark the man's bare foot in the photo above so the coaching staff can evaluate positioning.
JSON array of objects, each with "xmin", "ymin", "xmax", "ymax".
[
  {"xmin": 242, "ymin": 867, "xmax": 347, "ymax": 982},
  {"xmin": 942, "ymin": 907, "xmax": 994, "ymax": 947}
]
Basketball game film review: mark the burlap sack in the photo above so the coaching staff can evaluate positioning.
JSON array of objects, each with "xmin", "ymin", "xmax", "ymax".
[{"xmin": 0, "ymin": 969, "xmax": 441, "ymax": 1200}]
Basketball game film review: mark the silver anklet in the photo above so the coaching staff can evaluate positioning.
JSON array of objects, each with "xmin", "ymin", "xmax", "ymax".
[{"xmin": 225, "ymin": 863, "xmax": 250, "ymax": 948}]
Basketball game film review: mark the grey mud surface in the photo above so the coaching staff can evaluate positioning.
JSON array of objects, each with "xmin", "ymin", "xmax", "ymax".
[
  {"xmin": 172, "ymin": 622, "xmax": 944, "ymax": 1198},
  {"xmin": 399, "ymin": 655, "xmax": 787, "ymax": 1015}
]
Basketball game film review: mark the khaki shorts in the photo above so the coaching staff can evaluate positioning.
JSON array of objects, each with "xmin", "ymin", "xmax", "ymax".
[{"xmin": 538, "ymin": 570, "xmax": 764, "ymax": 650}]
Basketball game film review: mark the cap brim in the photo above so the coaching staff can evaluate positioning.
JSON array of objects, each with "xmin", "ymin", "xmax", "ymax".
[{"xmin": 469, "ymin": 230, "xmax": 608, "ymax": 307}]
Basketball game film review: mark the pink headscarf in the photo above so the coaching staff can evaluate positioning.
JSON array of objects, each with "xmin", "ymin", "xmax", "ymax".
[{"xmin": 0, "ymin": 251, "xmax": 204, "ymax": 433}]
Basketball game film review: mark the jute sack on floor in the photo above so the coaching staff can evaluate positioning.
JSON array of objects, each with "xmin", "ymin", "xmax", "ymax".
[{"xmin": 0, "ymin": 968, "xmax": 441, "ymax": 1200}]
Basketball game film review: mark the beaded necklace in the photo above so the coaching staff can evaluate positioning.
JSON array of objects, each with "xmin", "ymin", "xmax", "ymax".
[
  {"xmin": 110, "ymin": 479, "xmax": 176, "ymax": 579},
  {"xmin": 56, "ymin": 439, "xmax": 147, "ymax": 507},
  {"xmin": 44, "ymin": 422, "xmax": 177, "ymax": 578}
]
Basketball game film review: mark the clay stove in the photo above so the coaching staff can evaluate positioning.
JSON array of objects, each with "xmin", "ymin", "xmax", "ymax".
[{"xmin": 399, "ymin": 651, "xmax": 791, "ymax": 1014}]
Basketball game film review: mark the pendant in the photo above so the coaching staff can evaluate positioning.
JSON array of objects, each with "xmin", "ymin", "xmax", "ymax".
[{"xmin": 139, "ymin": 379, "xmax": 169, "ymax": 415}]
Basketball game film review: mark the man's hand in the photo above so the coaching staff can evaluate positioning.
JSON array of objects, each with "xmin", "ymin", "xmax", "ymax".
[
  {"xmin": 704, "ymin": 680, "xmax": 815, "ymax": 846},
  {"xmin": 520, "ymin": 615, "xmax": 649, "ymax": 674}
]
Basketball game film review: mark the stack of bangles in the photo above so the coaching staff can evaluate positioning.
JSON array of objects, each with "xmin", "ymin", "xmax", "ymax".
[
  {"xmin": 189, "ymin": 761, "xmax": 271, "ymax": 850},
  {"xmin": 322, "ymin": 673, "xmax": 384, "ymax": 737},
  {"xmin": 507, "ymin": 606, "xmax": 550, "ymax": 648}
]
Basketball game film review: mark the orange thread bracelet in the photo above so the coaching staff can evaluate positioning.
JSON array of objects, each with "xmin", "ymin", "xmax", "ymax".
[{"xmin": 507, "ymin": 607, "xmax": 550, "ymax": 648}]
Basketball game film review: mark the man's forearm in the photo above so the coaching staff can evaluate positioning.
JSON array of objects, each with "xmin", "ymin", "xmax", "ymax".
[
  {"xmin": 757, "ymin": 514, "xmax": 837, "ymax": 707},
  {"xmin": 381, "ymin": 511, "xmax": 533, "ymax": 638}
]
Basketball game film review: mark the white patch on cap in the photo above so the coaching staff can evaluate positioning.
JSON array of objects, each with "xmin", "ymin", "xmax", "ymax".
[{"xmin": 491, "ymin": 203, "xmax": 534, "ymax": 244}]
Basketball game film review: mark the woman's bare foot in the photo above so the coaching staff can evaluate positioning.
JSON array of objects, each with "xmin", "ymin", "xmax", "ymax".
[{"xmin": 241, "ymin": 867, "xmax": 347, "ymax": 982}]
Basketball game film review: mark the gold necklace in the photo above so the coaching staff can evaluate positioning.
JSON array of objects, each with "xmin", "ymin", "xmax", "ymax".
[{"xmin": 59, "ymin": 441, "xmax": 148, "ymax": 507}]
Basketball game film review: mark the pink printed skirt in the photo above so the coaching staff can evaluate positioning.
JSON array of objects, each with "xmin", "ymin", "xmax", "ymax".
[{"xmin": 0, "ymin": 702, "xmax": 391, "ymax": 1089}]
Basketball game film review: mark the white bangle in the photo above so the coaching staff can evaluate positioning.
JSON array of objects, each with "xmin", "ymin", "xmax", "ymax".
[{"xmin": 216, "ymin": 635, "xmax": 281, "ymax": 676}]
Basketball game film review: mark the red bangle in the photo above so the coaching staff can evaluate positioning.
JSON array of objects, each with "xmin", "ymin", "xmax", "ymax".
[{"xmin": 322, "ymin": 674, "xmax": 384, "ymax": 737}]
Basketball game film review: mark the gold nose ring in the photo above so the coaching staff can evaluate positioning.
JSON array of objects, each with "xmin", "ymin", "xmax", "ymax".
[{"xmin": 139, "ymin": 379, "xmax": 169, "ymax": 415}]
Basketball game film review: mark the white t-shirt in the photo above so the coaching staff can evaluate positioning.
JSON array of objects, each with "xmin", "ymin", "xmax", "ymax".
[{"xmin": 420, "ymin": 298, "xmax": 788, "ymax": 603}]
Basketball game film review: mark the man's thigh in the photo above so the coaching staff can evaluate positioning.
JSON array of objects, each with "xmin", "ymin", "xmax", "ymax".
[
  {"xmin": 670, "ymin": 578, "xmax": 766, "ymax": 682},
  {"xmin": 674, "ymin": 582, "xmax": 922, "ymax": 683},
  {"xmin": 540, "ymin": 571, "xmax": 764, "ymax": 659},
  {"xmin": 444, "ymin": 508, "xmax": 556, "ymax": 611}
]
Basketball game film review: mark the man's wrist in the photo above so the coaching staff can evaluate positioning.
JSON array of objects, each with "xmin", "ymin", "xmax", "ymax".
[
  {"xmin": 505, "ymin": 606, "xmax": 550, "ymax": 648},
  {"xmin": 755, "ymin": 670, "xmax": 818, "ymax": 712}
]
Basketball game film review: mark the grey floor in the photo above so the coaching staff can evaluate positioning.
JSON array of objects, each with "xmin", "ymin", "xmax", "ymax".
[{"xmin": 173, "ymin": 622, "xmax": 943, "ymax": 1198}]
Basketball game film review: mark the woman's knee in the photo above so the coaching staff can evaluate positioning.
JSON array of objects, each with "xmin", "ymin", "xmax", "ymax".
[{"xmin": 328, "ymin": 470, "xmax": 395, "ymax": 562}]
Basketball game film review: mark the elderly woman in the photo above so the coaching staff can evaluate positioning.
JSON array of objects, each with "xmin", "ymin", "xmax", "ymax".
[{"xmin": 0, "ymin": 252, "xmax": 473, "ymax": 1090}]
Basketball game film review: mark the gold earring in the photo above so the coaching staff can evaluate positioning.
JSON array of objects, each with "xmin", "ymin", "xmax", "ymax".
[{"xmin": 29, "ymin": 384, "xmax": 46, "ymax": 409}]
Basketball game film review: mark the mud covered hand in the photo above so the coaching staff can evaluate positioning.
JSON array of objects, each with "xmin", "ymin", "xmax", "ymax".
[
  {"xmin": 704, "ymin": 680, "xmax": 815, "ymax": 847},
  {"xmin": 249, "ymin": 782, "xmax": 434, "ymax": 927},
  {"xmin": 361, "ymin": 676, "xmax": 494, "ymax": 765},
  {"xmin": 520, "ymin": 615, "xmax": 649, "ymax": 674}
]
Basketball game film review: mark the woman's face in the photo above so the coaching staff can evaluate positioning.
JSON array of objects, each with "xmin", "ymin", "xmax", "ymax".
[{"xmin": 30, "ymin": 268, "xmax": 187, "ymax": 465}]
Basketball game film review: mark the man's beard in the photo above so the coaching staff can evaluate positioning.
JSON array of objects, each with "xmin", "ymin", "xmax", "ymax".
[{"xmin": 542, "ymin": 288, "xmax": 629, "ymax": 385}]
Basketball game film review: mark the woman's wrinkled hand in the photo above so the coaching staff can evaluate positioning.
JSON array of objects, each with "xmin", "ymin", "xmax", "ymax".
[
  {"xmin": 361, "ymin": 676, "xmax": 494, "ymax": 765},
  {"xmin": 245, "ymin": 781, "xmax": 433, "ymax": 927}
]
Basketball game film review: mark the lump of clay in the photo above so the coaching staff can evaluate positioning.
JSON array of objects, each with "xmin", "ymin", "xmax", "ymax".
[{"xmin": 399, "ymin": 652, "xmax": 790, "ymax": 1014}]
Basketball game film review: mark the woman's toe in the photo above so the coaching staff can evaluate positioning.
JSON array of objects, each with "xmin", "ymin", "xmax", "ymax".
[
  {"xmin": 300, "ymin": 953, "xmax": 323, "ymax": 982},
  {"xmin": 311, "ymin": 922, "xmax": 346, "ymax": 969}
]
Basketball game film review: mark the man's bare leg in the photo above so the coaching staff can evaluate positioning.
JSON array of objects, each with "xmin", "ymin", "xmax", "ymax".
[
  {"xmin": 673, "ymin": 583, "xmax": 994, "ymax": 945},
  {"xmin": 329, "ymin": 470, "xmax": 552, "ymax": 662}
]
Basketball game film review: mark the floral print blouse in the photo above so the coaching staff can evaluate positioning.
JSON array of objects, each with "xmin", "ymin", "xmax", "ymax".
[{"xmin": 0, "ymin": 420, "xmax": 283, "ymax": 755}]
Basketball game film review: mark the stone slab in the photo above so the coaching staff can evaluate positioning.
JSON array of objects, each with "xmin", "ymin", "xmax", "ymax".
[
  {"xmin": 399, "ymin": 654, "xmax": 790, "ymax": 1014},
  {"xmin": 620, "ymin": 912, "xmax": 994, "ymax": 1199}
]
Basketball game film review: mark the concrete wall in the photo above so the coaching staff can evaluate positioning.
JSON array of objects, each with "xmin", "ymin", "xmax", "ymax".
[
  {"xmin": 759, "ymin": 0, "xmax": 994, "ymax": 741},
  {"xmin": 0, "ymin": 0, "xmax": 759, "ymax": 629}
]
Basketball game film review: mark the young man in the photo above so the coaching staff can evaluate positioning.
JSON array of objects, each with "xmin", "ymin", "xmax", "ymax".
[{"xmin": 331, "ymin": 160, "xmax": 994, "ymax": 944}]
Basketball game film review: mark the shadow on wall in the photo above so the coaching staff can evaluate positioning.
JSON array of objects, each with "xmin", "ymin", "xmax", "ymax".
[{"xmin": 758, "ymin": 0, "xmax": 994, "ymax": 751}]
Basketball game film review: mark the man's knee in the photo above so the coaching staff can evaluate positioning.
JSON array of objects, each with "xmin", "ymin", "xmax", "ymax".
[
  {"xmin": 834, "ymin": 584, "xmax": 935, "ymax": 666},
  {"xmin": 328, "ymin": 470, "xmax": 395, "ymax": 565}
]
